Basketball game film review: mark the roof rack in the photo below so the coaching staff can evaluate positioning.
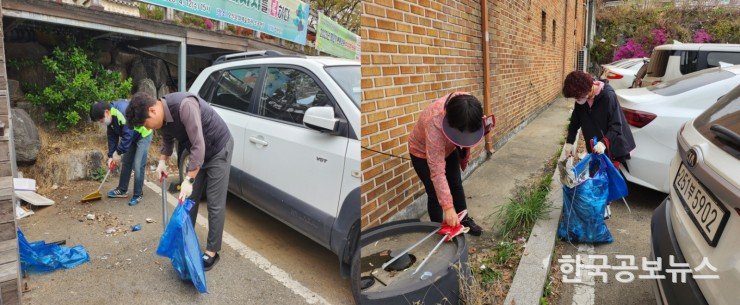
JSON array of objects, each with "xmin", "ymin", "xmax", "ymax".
[{"xmin": 213, "ymin": 50, "xmax": 305, "ymax": 64}]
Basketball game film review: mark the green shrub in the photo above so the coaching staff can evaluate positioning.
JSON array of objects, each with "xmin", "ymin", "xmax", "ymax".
[
  {"xmin": 90, "ymin": 166, "xmax": 107, "ymax": 182},
  {"xmin": 25, "ymin": 43, "xmax": 133, "ymax": 131}
]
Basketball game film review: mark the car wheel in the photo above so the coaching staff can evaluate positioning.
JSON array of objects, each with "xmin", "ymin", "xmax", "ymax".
[{"xmin": 350, "ymin": 246, "xmax": 360, "ymax": 305}]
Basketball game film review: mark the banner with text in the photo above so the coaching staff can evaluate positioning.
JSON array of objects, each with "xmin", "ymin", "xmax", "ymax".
[
  {"xmin": 140, "ymin": 0, "xmax": 309, "ymax": 45},
  {"xmin": 315, "ymin": 12, "xmax": 359, "ymax": 60}
]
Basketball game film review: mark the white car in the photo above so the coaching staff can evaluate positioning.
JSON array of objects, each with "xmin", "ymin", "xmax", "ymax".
[
  {"xmin": 599, "ymin": 57, "xmax": 647, "ymax": 90},
  {"xmin": 187, "ymin": 51, "xmax": 361, "ymax": 282},
  {"xmin": 618, "ymin": 65, "xmax": 740, "ymax": 193},
  {"xmin": 639, "ymin": 42, "xmax": 740, "ymax": 88},
  {"xmin": 650, "ymin": 84, "xmax": 740, "ymax": 305}
]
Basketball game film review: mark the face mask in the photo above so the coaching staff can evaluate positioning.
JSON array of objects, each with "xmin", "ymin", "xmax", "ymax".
[
  {"xmin": 575, "ymin": 97, "xmax": 588, "ymax": 105},
  {"xmin": 103, "ymin": 115, "xmax": 112, "ymax": 126}
]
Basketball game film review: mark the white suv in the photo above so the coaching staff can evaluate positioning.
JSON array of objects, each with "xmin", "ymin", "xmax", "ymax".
[
  {"xmin": 637, "ymin": 42, "xmax": 740, "ymax": 87},
  {"xmin": 187, "ymin": 51, "xmax": 360, "ymax": 282},
  {"xmin": 650, "ymin": 84, "xmax": 740, "ymax": 304}
]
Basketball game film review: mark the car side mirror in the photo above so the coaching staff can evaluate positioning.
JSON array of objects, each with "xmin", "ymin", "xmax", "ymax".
[{"xmin": 304, "ymin": 106, "xmax": 339, "ymax": 134}]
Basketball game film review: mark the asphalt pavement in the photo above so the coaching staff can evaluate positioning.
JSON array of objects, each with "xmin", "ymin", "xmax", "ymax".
[{"xmin": 555, "ymin": 181, "xmax": 666, "ymax": 305}]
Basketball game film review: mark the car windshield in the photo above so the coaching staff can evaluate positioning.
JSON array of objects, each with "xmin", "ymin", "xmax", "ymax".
[
  {"xmin": 694, "ymin": 85, "xmax": 740, "ymax": 159},
  {"xmin": 647, "ymin": 68, "xmax": 735, "ymax": 96},
  {"xmin": 325, "ymin": 65, "xmax": 360, "ymax": 108}
]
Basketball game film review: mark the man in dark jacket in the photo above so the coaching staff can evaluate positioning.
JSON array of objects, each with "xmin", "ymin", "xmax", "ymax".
[
  {"xmin": 90, "ymin": 100, "xmax": 153, "ymax": 205},
  {"xmin": 125, "ymin": 91, "xmax": 233, "ymax": 271},
  {"xmin": 562, "ymin": 71, "xmax": 636, "ymax": 169}
]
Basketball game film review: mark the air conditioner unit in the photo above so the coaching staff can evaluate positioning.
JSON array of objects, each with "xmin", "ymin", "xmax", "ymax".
[{"xmin": 577, "ymin": 47, "xmax": 588, "ymax": 72}]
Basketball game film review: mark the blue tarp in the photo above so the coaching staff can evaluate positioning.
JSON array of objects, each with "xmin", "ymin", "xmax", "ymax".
[
  {"xmin": 156, "ymin": 198, "xmax": 208, "ymax": 294},
  {"xmin": 18, "ymin": 228, "xmax": 90, "ymax": 273}
]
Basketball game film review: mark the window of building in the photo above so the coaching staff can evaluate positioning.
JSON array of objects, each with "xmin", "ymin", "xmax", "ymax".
[
  {"xmin": 541, "ymin": 11, "xmax": 547, "ymax": 43},
  {"xmin": 553, "ymin": 20, "xmax": 556, "ymax": 46}
]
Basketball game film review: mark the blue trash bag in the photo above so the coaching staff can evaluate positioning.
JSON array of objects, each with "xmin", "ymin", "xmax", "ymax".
[
  {"xmin": 156, "ymin": 198, "xmax": 208, "ymax": 294},
  {"xmin": 557, "ymin": 153, "xmax": 614, "ymax": 243},
  {"xmin": 602, "ymin": 154, "xmax": 629, "ymax": 202},
  {"xmin": 18, "ymin": 228, "xmax": 90, "ymax": 273}
]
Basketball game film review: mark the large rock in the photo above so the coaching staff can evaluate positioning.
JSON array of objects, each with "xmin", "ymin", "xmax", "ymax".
[
  {"xmin": 157, "ymin": 84, "xmax": 171, "ymax": 99},
  {"xmin": 8, "ymin": 80, "xmax": 23, "ymax": 107},
  {"xmin": 136, "ymin": 78, "xmax": 157, "ymax": 98},
  {"xmin": 50, "ymin": 150, "xmax": 105, "ymax": 185},
  {"xmin": 128, "ymin": 57, "xmax": 149, "ymax": 85},
  {"xmin": 5, "ymin": 42, "xmax": 54, "ymax": 89},
  {"xmin": 112, "ymin": 49, "xmax": 137, "ymax": 67},
  {"xmin": 142, "ymin": 57, "xmax": 170, "ymax": 88},
  {"xmin": 4, "ymin": 42, "xmax": 48, "ymax": 60},
  {"xmin": 11, "ymin": 108, "xmax": 41, "ymax": 164}
]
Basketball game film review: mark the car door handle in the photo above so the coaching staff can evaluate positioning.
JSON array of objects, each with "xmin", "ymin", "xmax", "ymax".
[{"xmin": 249, "ymin": 136, "xmax": 268, "ymax": 146}]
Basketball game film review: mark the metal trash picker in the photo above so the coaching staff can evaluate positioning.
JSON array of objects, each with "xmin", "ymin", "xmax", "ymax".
[{"xmin": 160, "ymin": 171, "xmax": 169, "ymax": 231}]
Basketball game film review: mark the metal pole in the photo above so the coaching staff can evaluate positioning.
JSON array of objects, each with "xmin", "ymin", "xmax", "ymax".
[
  {"xmin": 161, "ymin": 176, "xmax": 168, "ymax": 230},
  {"xmin": 179, "ymin": 41, "xmax": 187, "ymax": 92}
]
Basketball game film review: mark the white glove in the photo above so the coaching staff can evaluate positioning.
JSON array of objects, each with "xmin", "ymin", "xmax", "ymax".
[
  {"xmin": 156, "ymin": 160, "xmax": 167, "ymax": 181},
  {"xmin": 178, "ymin": 178, "xmax": 193, "ymax": 201},
  {"xmin": 594, "ymin": 142, "xmax": 606, "ymax": 154},
  {"xmin": 564, "ymin": 143, "xmax": 573, "ymax": 156},
  {"xmin": 112, "ymin": 151, "xmax": 122, "ymax": 164}
]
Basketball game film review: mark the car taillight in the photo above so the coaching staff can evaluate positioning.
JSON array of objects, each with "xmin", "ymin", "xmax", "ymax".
[
  {"xmin": 606, "ymin": 72, "xmax": 623, "ymax": 79},
  {"xmin": 623, "ymin": 108, "xmax": 657, "ymax": 128}
]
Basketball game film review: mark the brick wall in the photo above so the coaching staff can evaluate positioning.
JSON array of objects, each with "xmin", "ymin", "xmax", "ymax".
[{"xmin": 361, "ymin": 0, "xmax": 586, "ymax": 229}]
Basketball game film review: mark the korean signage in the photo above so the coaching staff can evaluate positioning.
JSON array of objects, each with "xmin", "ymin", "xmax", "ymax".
[
  {"xmin": 140, "ymin": 0, "xmax": 310, "ymax": 45},
  {"xmin": 315, "ymin": 12, "xmax": 359, "ymax": 60}
]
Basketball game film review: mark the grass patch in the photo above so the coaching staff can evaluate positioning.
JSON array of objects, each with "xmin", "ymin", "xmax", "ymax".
[{"xmin": 496, "ymin": 173, "xmax": 553, "ymax": 239}]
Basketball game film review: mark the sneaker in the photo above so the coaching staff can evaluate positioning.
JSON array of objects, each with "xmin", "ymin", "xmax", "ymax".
[
  {"xmin": 460, "ymin": 216, "xmax": 483, "ymax": 236},
  {"xmin": 107, "ymin": 189, "xmax": 128, "ymax": 198},
  {"xmin": 604, "ymin": 204, "xmax": 612, "ymax": 220},
  {"xmin": 128, "ymin": 195, "xmax": 143, "ymax": 206},
  {"xmin": 202, "ymin": 253, "xmax": 220, "ymax": 271}
]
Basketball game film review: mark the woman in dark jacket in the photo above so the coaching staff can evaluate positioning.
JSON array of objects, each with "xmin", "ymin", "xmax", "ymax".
[{"xmin": 562, "ymin": 71, "xmax": 636, "ymax": 171}]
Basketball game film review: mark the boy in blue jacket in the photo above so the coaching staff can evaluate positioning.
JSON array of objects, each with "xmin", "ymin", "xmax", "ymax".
[{"xmin": 90, "ymin": 100, "xmax": 153, "ymax": 205}]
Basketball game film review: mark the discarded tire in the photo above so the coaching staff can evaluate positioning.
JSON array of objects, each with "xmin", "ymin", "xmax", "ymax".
[{"xmin": 359, "ymin": 220, "xmax": 471, "ymax": 305}]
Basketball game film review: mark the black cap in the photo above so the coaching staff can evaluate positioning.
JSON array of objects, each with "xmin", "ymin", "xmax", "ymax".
[
  {"xmin": 442, "ymin": 116, "xmax": 484, "ymax": 147},
  {"xmin": 89, "ymin": 101, "xmax": 111, "ymax": 121}
]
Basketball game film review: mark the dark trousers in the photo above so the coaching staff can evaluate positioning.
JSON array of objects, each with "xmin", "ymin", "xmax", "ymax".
[
  {"xmin": 188, "ymin": 136, "xmax": 234, "ymax": 253},
  {"xmin": 410, "ymin": 150, "xmax": 467, "ymax": 223}
]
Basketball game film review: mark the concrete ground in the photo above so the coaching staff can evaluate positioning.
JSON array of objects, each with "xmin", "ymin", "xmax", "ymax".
[
  {"xmin": 18, "ymin": 176, "xmax": 351, "ymax": 304},
  {"xmin": 464, "ymin": 97, "xmax": 571, "ymax": 232}
]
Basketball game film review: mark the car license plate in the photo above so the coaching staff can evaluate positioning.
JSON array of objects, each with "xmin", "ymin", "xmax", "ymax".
[{"xmin": 673, "ymin": 163, "xmax": 729, "ymax": 247}]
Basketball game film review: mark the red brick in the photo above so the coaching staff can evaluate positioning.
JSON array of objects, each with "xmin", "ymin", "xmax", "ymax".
[
  {"xmin": 382, "ymin": 66, "xmax": 400, "ymax": 75},
  {"xmin": 377, "ymin": 19, "xmax": 397, "ymax": 31},
  {"xmin": 367, "ymin": 29, "xmax": 389, "ymax": 41}
]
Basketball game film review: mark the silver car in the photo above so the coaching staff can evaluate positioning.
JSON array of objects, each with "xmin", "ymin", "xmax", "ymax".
[{"xmin": 650, "ymin": 84, "xmax": 740, "ymax": 304}]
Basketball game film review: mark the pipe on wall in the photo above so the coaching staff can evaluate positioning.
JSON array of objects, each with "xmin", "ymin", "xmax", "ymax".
[{"xmin": 481, "ymin": 0, "xmax": 493, "ymax": 155}]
